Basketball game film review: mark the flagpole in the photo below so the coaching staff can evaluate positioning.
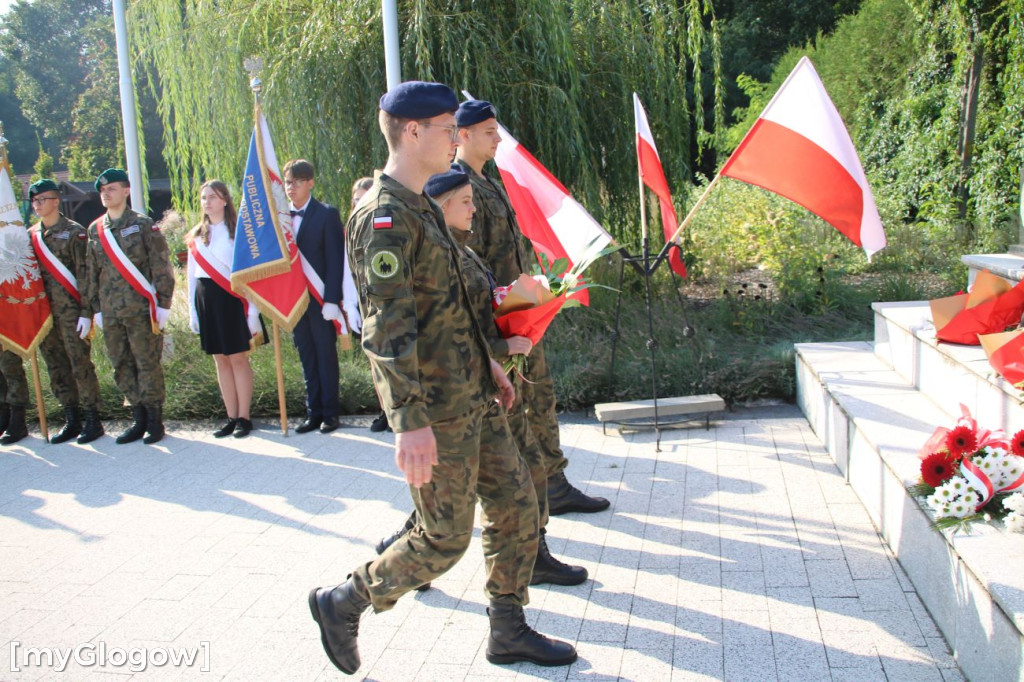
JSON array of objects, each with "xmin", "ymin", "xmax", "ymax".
[
  {"xmin": 273, "ymin": 323, "xmax": 288, "ymax": 435},
  {"xmin": 661, "ymin": 171, "xmax": 723, "ymax": 255},
  {"xmin": 29, "ymin": 351, "xmax": 48, "ymax": 441}
]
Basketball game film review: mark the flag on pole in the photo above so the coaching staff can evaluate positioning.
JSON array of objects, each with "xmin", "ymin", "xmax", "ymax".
[
  {"xmin": 0, "ymin": 163, "xmax": 52, "ymax": 356},
  {"xmin": 720, "ymin": 56, "xmax": 886, "ymax": 259},
  {"xmin": 493, "ymin": 123, "xmax": 613, "ymax": 305},
  {"xmin": 633, "ymin": 93, "xmax": 686, "ymax": 277},
  {"xmin": 231, "ymin": 105, "xmax": 308, "ymax": 330}
]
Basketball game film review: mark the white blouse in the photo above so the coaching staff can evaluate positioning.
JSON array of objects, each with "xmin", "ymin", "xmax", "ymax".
[{"xmin": 187, "ymin": 221, "xmax": 257, "ymax": 328}]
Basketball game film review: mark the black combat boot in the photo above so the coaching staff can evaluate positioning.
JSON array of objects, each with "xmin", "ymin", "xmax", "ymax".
[
  {"xmin": 142, "ymin": 404, "xmax": 165, "ymax": 444},
  {"xmin": 308, "ymin": 578, "xmax": 372, "ymax": 675},
  {"xmin": 486, "ymin": 602, "xmax": 577, "ymax": 666},
  {"xmin": 115, "ymin": 405, "xmax": 147, "ymax": 444},
  {"xmin": 530, "ymin": 529, "xmax": 588, "ymax": 586},
  {"xmin": 0, "ymin": 405, "xmax": 28, "ymax": 445},
  {"xmin": 77, "ymin": 408, "xmax": 104, "ymax": 444},
  {"xmin": 547, "ymin": 471, "xmax": 610, "ymax": 515},
  {"xmin": 0, "ymin": 402, "xmax": 10, "ymax": 436},
  {"xmin": 375, "ymin": 512, "xmax": 430, "ymax": 591},
  {"xmin": 50, "ymin": 405, "xmax": 82, "ymax": 444}
]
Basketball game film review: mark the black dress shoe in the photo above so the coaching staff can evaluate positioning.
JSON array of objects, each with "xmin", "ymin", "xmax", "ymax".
[
  {"xmin": 369, "ymin": 411, "xmax": 390, "ymax": 432},
  {"xmin": 320, "ymin": 416, "xmax": 340, "ymax": 433},
  {"xmin": 213, "ymin": 418, "xmax": 237, "ymax": 438},
  {"xmin": 296, "ymin": 416, "xmax": 322, "ymax": 434},
  {"xmin": 233, "ymin": 418, "xmax": 253, "ymax": 438}
]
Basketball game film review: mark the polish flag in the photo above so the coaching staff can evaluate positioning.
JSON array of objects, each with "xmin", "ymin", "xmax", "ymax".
[
  {"xmin": 634, "ymin": 93, "xmax": 686, "ymax": 277},
  {"xmin": 493, "ymin": 123, "xmax": 613, "ymax": 305},
  {"xmin": 721, "ymin": 57, "xmax": 886, "ymax": 258}
]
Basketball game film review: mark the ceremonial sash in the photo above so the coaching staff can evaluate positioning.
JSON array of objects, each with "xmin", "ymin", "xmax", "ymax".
[
  {"xmin": 189, "ymin": 238, "xmax": 251, "ymax": 317},
  {"xmin": 299, "ymin": 253, "xmax": 348, "ymax": 335},
  {"xmin": 30, "ymin": 228, "xmax": 81, "ymax": 304},
  {"xmin": 94, "ymin": 219, "xmax": 160, "ymax": 334}
]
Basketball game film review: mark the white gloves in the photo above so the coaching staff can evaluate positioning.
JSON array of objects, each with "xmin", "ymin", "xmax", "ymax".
[
  {"xmin": 76, "ymin": 317, "xmax": 92, "ymax": 339},
  {"xmin": 321, "ymin": 302, "xmax": 343, "ymax": 321},
  {"xmin": 156, "ymin": 307, "xmax": 171, "ymax": 330},
  {"xmin": 93, "ymin": 313, "xmax": 103, "ymax": 330},
  {"xmin": 190, "ymin": 316, "xmax": 200, "ymax": 334},
  {"xmin": 247, "ymin": 310, "xmax": 262, "ymax": 335}
]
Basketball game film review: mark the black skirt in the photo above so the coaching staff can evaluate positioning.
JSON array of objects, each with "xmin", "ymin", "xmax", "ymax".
[{"xmin": 196, "ymin": 278, "xmax": 266, "ymax": 355}]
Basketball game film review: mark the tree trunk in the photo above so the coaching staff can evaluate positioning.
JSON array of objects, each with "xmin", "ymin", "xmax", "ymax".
[{"xmin": 955, "ymin": 24, "xmax": 984, "ymax": 225}]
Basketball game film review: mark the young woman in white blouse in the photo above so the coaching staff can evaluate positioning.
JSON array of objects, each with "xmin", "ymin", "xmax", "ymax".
[{"xmin": 186, "ymin": 180, "xmax": 264, "ymax": 438}]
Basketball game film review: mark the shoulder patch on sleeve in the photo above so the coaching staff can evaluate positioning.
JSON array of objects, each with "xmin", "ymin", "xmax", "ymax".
[
  {"xmin": 76, "ymin": 232, "xmax": 87, "ymax": 240},
  {"xmin": 369, "ymin": 249, "xmax": 401, "ymax": 280},
  {"xmin": 372, "ymin": 208, "xmax": 393, "ymax": 230}
]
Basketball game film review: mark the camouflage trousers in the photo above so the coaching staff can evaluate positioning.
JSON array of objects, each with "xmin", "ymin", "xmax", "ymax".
[
  {"xmin": 39, "ymin": 308, "xmax": 102, "ymax": 409},
  {"xmin": 102, "ymin": 313, "xmax": 165, "ymax": 407},
  {"xmin": 522, "ymin": 340, "xmax": 568, "ymax": 477},
  {"xmin": 0, "ymin": 350, "xmax": 28, "ymax": 405},
  {"xmin": 508, "ymin": 377, "xmax": 549, "ymax": 530},
  {"xmin": 353, "ymin": 401, "xmax": 539, "ymax": 612}
]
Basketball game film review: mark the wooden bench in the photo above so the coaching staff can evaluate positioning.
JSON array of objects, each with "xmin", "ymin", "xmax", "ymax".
[{"xmin": 594, "ymin": 394, "xmax": 725, "ymax": 434}]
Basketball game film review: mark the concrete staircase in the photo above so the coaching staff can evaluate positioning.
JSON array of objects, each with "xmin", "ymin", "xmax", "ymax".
[{"xmin": 796, "ymin": 300, "xmax": 1024, "ymax": 681}]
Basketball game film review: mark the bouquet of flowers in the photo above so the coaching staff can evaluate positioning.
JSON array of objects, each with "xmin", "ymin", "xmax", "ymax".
[
  {"xmin": 493, "ymin": 237, "xmax": 620, "ymax": 376},
  {"xmin": 909, "ymin": 405, "xmax": 1024, "ymax": 533}
]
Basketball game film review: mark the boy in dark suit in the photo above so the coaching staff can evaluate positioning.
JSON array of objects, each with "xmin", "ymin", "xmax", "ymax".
[{"xmin": 284, "ymin": 159, "xmax": 345, "ymax": 433}]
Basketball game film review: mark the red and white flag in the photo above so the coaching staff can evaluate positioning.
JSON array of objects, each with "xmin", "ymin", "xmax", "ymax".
[
  {"xmin": 0, "ymin": 164, "xmax": 52, "ymax": 356},
  {"xmin": 493, "ymin": 123, "xmax": 613, "ymax": 305},
  {"xmin": 634, "ymin": 93, "xmax": 686, "ymax": 277},
  {"xmin": 720, "ymin": 57, "xmax": 886, "ymax": 259}
]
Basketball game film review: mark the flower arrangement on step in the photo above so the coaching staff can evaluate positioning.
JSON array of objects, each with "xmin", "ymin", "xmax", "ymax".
[
  {"xmin": 908, "ymin": 405, "xmax": 1024, "ymax": 533},
  {"xmin": 492, "ymin": 237, "xmax": 619, "ymax": 376}
]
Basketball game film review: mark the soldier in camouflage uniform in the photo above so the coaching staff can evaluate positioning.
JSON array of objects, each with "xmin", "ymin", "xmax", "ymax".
[
  {"xmin": 0, "ymin": 348, "xmax": 28, "ymax": 445},
  {"xmin": 308, "ymin": 82, "xmax": 576, "ymax": 676},
  {"xmin": 375, "ymin": 166, "xmax": 587, "ymax": 589},
  {"xmin": 84, "ymin": 169, "xmax": 174, "ymax": 445},
  {"xmin": 28, "ymin": 180, "xmax": 104, "ymax": 444},
  {"xmin": 455, "ymin": 100, "xmax": 611, "ymax": 515}
]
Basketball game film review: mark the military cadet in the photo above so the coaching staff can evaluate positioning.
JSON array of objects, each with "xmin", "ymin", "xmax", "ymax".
[
  {"xmin": 374, "ymin": 166, "xmax": 588, "ymax": 589},
  {"xmin": 0, "ymin": 349, "xmax": 28, "ymax": 445},
  {"xmin": 84, "ymin": 169, "xmax": 174, "ymax": 445},
  {"xmin": 309, "ymin": 82, "xmax": 577, "ymax": 675},
  {"xmin": 28, "ymin": 179, "xmax": 104, "ymax": 444},
  {"xmin": 455, "ymin": 100, "xmax": 611, "ymax": 515}
]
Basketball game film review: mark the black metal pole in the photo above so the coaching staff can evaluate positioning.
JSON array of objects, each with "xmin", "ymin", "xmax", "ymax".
[
  {"xmin": 641, "ymin": 236, "xmax": 662, "ymax": 451},
  {"xmin": 607, "ymin": 255, "xmax": 627, "ymax": 400}
]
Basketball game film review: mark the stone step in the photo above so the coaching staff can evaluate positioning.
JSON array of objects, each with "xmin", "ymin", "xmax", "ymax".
[
  {"xmin": 594, "ymin": 394, "xmax": 724, "ymax": 426},
  {"xmin": 961, "ymin": 253, "xmax": 1024, "ymax": 286},
  {"xmin": 796, "ymin": 341, "xmax": 1024, "ymax": 681},
  {"xmin": 872, "ymin": 300, "xmax": 1024, "ymax": 436}
]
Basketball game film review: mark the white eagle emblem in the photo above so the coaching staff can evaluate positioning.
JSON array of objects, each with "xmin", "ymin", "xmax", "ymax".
[{"xmin": 0, "ymin": 227, "xmax": 42, "ymax": 287}]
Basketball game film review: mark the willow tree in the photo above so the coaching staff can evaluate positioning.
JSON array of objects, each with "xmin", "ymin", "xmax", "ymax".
[{"xmin": 130, "ymin": 0, "xmax": 722, "ymax": 247}]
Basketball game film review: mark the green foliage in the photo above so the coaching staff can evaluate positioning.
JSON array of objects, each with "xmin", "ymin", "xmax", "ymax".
[{"xmin": 31, "ymin": 145, "xmax": 54, "ymax": 182}]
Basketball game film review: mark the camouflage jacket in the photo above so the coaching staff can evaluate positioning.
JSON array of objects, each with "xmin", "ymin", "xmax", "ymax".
[
  {"xmin": 346, "ymin": 172, "xmax": 496, "ymax": 433},
  {"xmin": 84, "ymin": 209, "xmax": 175, "ymax": 319},
  {"xmin": 457, "ymin": 159, "xmax": 537, "ymax": 288},
  {"xmin": 29, "ymin": 214, "xmax": 89, "ymax": 319},
  {"xmin": 450, "ymin": 228, "xmax": 510, "ymax": 360}
]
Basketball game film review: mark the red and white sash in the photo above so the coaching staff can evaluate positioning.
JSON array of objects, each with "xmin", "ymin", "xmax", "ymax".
[
  {"xmin": 30, "ymin": 228, "xmax": 80, "ymax": 304},
  {"xmin": 94, "ymin": 218, "xmax": 159, "ymax": 333},
  {"xmin": 188, "ymin": 238, "xmax": 251, "ymax": 317},
  {"xmin": 299, "ymin": 253, "xmax": 349, "ymax": 335}
]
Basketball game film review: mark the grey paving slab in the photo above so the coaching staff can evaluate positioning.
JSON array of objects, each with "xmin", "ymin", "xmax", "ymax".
[{"xmin": 0, "ymin": 407, "xmax": 961, "ymax": 680}]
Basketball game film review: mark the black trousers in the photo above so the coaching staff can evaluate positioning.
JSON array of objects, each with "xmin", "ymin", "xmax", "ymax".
[{"xmin": 292, "ymin": 302, "xmax": 340, "ymax": 418}]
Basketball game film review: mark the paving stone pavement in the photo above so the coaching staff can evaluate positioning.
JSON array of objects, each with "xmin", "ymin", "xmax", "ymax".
[{"xmin": 0, "ymin": 405, "xmax": 964, "ymax": 681}]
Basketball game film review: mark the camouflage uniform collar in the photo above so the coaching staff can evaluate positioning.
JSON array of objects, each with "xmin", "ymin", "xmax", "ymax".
[
  {"xmin": 104, "ymin": 209, "xmax": 139, "ymax": 230},
  {"xmin": 449, "ymin": 227, "xmax": 473, "ymax": 246},
  {"xmin": 40, "ymin": 214, "xmax": 70, "ymax": 235},
  {"xmin": 377, "ymin": 172, "xmax": 434, "ymax": 213}
]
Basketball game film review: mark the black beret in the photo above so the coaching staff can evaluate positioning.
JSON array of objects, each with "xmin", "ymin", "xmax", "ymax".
[
  {"xmin": 456, "ymin": 100, "xmax": 497, "ymax": 127},
  {"xmin": 94, "ymin": 168, "xmax": 130, "ymax": 191},
  {"xmin": 379, "ymin": 81, "xmax": 458, "ymax": 119},
  {"xmin": 424, "ymin": 165, "xmax": 470, "ymax": 198},
  {"xmin": 29, "ymin": 179, "xmax": 59, "ymax": 198}
]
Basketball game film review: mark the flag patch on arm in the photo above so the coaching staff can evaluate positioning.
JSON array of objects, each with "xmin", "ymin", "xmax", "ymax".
[{"xmin": 372, "ymin": 215, "xmax": 393, "ymax": 230}]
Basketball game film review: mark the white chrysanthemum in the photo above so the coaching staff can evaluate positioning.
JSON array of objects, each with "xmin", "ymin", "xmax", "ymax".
[
  {"xmin": 960, "ymin": 491, "xmax": 979, "ymax": 508},
  {"xmin": 948, "ymin": 501, "xmax": 972, "ymax": 518},
  {"xmin": 1004, "ymin": 493, "xmax": 1024, "ymax": 513},
  {"xmin": 927, "ymin": 494, "xmax": 947, "ymax": 513},
  {"xmin": 1005, "ymin": 511, "xmax": 1024, "ymax": 533},
  {"xmin": 936, "ymin": 477, "xmax": 967, "ymax": 500}
]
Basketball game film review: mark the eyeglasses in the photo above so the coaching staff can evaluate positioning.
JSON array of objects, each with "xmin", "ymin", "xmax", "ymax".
[
  {"xmin": 421, "ymin": 122, "xmax": 459, "ymax": 142},
  {"xmin": 31, "ymin": 196, "xmax": 58, "ymax": 204}
]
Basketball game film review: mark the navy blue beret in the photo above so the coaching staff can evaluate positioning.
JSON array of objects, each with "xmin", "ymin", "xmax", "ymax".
[
  {"xmin": 424, "ymin": 165, "xmax": 470, "ymax": 198},
  {"xmin": 456, "ymin": 100, "xmax": 497, "ymax": 127},
  {"xmin": 379, "ymin": 81, "xmax": 458, "ymax": 119}
]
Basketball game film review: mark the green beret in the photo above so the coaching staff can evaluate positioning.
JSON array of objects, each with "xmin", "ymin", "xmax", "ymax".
[
  {"xmin": 94, "ymin": 168, "xmax": 130, "ymax": 191},
  {"xmin": 28, "ymin": 179, "xmax": 59, "ymax": 198}
]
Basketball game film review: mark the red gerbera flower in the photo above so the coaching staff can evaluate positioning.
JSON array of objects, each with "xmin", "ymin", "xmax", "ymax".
[
  {"xmin": 945, "ymin": 425, "xmax": 977, "ymax": 458},
  {"xmin": 921, "ymin": 452, "xmax": 957, "ymax": 487},
  {"xmin": 1011, "ymin": 429, "xmax": 1024, "ymax": 458}
]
